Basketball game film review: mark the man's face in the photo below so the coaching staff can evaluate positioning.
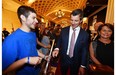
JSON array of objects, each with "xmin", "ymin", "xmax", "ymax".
[
  {"xmin": 70, "ymin": 15, "xmax": 82, "ymax": 29},
  {"xmin": 25, "ymin": 12, "xmax": 38, "ymax": 29}
]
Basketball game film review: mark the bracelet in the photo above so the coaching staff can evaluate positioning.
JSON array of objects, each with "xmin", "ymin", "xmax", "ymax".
[{"xmin": 27, "ymin": 56, "xmax": 30, "ymax": 64}]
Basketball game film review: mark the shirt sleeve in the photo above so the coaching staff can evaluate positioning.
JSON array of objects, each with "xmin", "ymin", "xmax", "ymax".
[{"xmin": 2, "ymin": 36, "xmax": 18, "ymax": 70}]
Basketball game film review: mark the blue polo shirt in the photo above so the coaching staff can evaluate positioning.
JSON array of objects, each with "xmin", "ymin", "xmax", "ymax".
[{"xmin": 2, "ymin": 28, "xmax": 40, "ymax": 75}]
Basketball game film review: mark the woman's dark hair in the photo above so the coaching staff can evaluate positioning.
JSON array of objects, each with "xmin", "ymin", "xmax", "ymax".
[
  {"xmin": 98, "ymin": 23, "xmax": 114, "ymax": 40},
  {"xmin": 70, "ymin": 9, "xmax": 83, "ymax": 20},
  {"xmin": 43, "ymin": 28, "xmax": 49, "ymax": 36}
]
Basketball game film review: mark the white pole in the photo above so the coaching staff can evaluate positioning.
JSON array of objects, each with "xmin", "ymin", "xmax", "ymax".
[{"xmin": 44, "ymin": 39, "xmax": 55, "ymax": 75}]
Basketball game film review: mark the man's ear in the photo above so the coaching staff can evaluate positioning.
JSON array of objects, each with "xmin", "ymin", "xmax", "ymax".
[{"xmin": 20, "ymin": 15, "xmax": 26, "ymax": 22}]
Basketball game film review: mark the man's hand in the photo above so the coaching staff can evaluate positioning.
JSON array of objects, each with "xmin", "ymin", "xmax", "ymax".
[
  {"xmin": 28, "ymin": 57, "xmax": 42, "ymax": 65},
  {"xmin": 43, "ymin": 55, "xmax": 50, "ymax": 61},
  {"xmin": 78, "ymin": 67, "xmax": 85, "ymax": 75},
  {"xmin": 52, "ymin": 50, "xmax": 59, "ymax": 57}
]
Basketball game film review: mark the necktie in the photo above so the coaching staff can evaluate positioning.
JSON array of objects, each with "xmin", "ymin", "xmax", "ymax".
[{"xmin": 69, "ymin": 29, "xmax": 76, "ymax": 58}]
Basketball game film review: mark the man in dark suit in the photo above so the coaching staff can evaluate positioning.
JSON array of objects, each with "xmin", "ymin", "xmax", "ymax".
[{"xmin": 52, "ymin": 9, "xmax": 89, "ymax": 75}]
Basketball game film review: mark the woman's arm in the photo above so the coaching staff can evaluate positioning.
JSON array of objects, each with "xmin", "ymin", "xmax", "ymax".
[{"xmin": 89, "ymin": 42, "xmax": 101, "ymax": 65}]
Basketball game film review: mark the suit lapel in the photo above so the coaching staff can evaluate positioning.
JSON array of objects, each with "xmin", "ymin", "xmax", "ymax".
[
  {"xmin": 75, "ymin": 28, "xmax": 83, "ymax": 47},
  {"xmin": 65, "ymin": 27, "xmax": 70, "ymax": 49}
]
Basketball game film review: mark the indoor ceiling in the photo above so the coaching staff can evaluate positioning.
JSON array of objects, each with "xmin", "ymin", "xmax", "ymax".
[
  {"xmin": 2, "ymin": 0, "xmax": 108, "ymax": 25},
  {"xmin": 6, "ymin": 0, "xmax": 87, "ymax": 25}
]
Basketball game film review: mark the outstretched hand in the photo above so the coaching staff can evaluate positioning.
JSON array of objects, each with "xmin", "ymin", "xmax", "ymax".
[{"xmin": 44, "ymin": 55, "xmax": 51, "ymax": 61}]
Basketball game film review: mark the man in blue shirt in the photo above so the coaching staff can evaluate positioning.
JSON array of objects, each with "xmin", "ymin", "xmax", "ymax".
[{"xmin": 2, "ymin": 6, "xmax": 46, "ymax": 75}]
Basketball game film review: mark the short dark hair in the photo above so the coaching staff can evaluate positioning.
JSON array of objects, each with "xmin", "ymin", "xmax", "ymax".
[
  {"xmin": 70, "ymin": 9, "xmax": 83, "ymax": 20},
  {"xmin": 17, "ymin": 5, "xmax": 36, "ymax": 23}
]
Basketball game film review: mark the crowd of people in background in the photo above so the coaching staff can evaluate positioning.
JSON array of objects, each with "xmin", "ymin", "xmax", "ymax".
[
  {"xmin": 2, "ymin": 27, "xmax": 15, "ymax": 42},
  {"xmin": 2, "ymin": 28, "xmax": 10, "ymax": 41},
  {"xmin": 2, "ymin": 5, "xmax": 114, "ymax": 75}
]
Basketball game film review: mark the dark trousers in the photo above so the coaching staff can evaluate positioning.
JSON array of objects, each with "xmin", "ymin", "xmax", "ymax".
[{"xmin": 60, "ymin": 57, "xmax": 79, "ymax": 75}]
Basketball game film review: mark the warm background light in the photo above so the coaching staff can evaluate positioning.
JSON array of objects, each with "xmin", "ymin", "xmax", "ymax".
[{"xmin": 27, "ymin": 0, "xmax": 36, "ymax": 5}]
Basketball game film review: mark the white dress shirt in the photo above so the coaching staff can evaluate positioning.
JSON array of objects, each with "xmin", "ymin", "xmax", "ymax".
[
  {"xmin": 54, "ymin": 26, "xmax": 80, "ymax": 51},
  {"xmin": 66, "ymin": 26, "xmax": 80, "ymax": 55}
]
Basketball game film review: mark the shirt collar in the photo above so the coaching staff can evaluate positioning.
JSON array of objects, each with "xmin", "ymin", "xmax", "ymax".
[{"xmin": 70, "ymin": 26, "xmax": 80, "ymax": 31}]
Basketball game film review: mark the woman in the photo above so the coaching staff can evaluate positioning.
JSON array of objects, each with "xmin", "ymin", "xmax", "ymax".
[
  {"xmin": 40, "ymin": 28, "xmax": 51, "ymax": 55},
  {"xmin": 36, "ymin": 23, "xmax": 47, "ymax": 49},
  {"xmin": 89, "ymin": 23, "xmax": 114, "ymax": 69}
]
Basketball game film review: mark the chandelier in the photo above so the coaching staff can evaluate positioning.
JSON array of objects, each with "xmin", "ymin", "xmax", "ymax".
[{"xmin": 55, "ymin": 10, "xmax": 65, "ymax": 18}]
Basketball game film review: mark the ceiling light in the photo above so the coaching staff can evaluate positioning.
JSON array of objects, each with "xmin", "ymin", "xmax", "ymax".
[
  {"xmin": 55, "ymin": 10, "xmax": 65, "ymax": 18},
  {"xmin": 27, "ymin": 0, "xmax": 36, "ymax": 4}
]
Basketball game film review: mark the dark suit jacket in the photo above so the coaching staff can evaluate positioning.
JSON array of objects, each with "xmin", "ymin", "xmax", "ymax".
[{"xmin": 56, "ymin": 26, "xmax": 89, "ymax": 68}]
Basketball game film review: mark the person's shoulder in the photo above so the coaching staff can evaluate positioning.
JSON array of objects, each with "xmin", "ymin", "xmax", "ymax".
[
  {"xmin": 80, "ymin": 28, "xmax": 89, "ymax": 36},
  {"xmin": 10, "ymin": 29, "xmax": 20, "ymax": 35},
  {"xmin": 80, "ymin": 28, "xmax": 86, "ymax": 32},
  {"xmin": 63, "ymin": 26, "xmax": 70, "ymax": 29},
  {"xmin": 61, "ymin": 26, "xmax": 70, "ymax": 31},
  {"xmin": 31, "ymin": 31, "xmax": 36, "ymax": 36}
]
